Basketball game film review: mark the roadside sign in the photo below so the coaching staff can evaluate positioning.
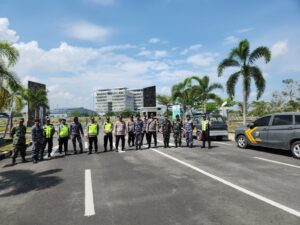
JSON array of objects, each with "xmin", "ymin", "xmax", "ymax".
[{"xmin": 172, "ymin": 105, "xmax": 181, "ymax": 120}]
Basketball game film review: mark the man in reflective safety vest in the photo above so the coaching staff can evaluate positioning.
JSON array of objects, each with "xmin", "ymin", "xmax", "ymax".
[
  {"xmin": 103, "ymin": 117, "xmax": 113, "ymax": 152},
  {"xmin": 41, "ymin": 118, "xmax": 55, "ymax": 160},
  {"xmin": 58, "ymin": 119, "xmax": 69, "ymax": 155},
  {"xmin": 201, "ymin": 114, "xmax": 211, "ymax": 149},
  {"xmin": 87, "ymin": 117, "xmax": 99, "ymax": 154}
]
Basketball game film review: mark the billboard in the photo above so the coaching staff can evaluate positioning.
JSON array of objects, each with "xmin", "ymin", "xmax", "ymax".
[{"xmin": 143, "ymin": 86, "xmax": 156, "ymax": 107}]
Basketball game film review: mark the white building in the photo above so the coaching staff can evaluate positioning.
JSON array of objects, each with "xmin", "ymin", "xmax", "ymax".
[
  {"xmin": 96, "ymin": 88, "xmax": 135, "ymax": 115},
  {"xmin": 95, "ymin": 86, "xmax": 156, "ymax": 115},
  {"xmin": 130, "ymin": 88, "xmax": 144, "ymax": 111}
]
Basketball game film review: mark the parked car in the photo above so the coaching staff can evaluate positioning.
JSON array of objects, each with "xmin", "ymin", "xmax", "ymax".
[
  {"xmin": 235, "ymin": 112, "xmax": 300, "ymax": 159},
  {"xmin": 193, "ymin": 113, "xmax": 228, "ymax": 140}
]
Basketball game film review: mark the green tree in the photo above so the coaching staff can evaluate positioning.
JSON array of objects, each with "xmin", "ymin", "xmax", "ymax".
[
  {"xmin": 0, "ymin": 41, "xmax": 20, "ymax": 111},
  {"xmin": 187, "ymin": 75, "xmax": 223, "ymax": 113},
  {"xmin": 156, "ymin": 94, "xmax": 172, "ymax": 118},
  {"xmin": 23, "ymin": 88, "xmax": 49, "ymax": 119},
  {"xmin": 171, "ymin": 77, "xmax": 197, "ymax": 114},
  {"xmin": 249, "ymin": 100, "xmax": 271, "ymax": 117},
  {"xmin": 218, "ymin": 39, "xmax": 271, "ymax": 124}
]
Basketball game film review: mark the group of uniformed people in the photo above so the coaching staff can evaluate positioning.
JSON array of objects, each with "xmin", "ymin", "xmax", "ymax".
[{"xmin": 10, "ymin": 113, "xmax": 211, "ymax": 165}]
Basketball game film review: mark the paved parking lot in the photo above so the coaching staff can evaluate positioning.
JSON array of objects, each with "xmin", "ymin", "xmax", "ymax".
[{"xmin": 0, "ymin": 134, "xmax": 300, "ymax": 225}]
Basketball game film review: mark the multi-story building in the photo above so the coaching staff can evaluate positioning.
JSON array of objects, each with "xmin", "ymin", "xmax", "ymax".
[{"xmin": 95, "ymin": 86, "xmax": 156, "ymax": 115}]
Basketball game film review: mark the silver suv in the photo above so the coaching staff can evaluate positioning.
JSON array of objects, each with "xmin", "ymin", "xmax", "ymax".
[{"xmin": 235, "ymin": 112, "xmax": 300, "ymax": 159}]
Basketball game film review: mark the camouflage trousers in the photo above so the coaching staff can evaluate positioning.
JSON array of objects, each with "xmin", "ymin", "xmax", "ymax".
[
  {"xmin": 173, "ymin": 132, "xmax": 182, "ymax": 147},
  {"xmin": 163, "ymin": 132, "xmax": 170, "ymax": 148},
  {"xmin": 12, "ymin": 144, "xmax": 26, "ymax": 160}
]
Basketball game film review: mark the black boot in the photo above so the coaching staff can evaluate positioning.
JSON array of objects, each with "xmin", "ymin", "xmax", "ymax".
[{"xmin": 12, "ymin": 158, "xmax": 16, "ymax": 165}]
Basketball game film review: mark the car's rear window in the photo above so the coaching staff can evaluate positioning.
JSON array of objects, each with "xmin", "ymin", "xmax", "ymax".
[
  {"xmin": 272, "ymin": 115, "xmax": 293, "ymax": 126},
  {"xmin": 295, "ymin": 115, "xmax": 300, "ymax": 125}
]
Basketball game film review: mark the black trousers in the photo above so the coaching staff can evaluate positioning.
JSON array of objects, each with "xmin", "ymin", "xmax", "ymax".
[
  {"xmin": 141, "ymin": 131, "xmax": 148, "ymax": 145},
  {"xmin": 59, "ymin": 137, "xmax": 68, "ymax": 153},
  {"xmin": 71, "ymin": 135, "xmax": 83, "ymax": 152},
  {"xmin": 42, "ymin": 138, "xmax": 53, "ymax": 158},
  {"xmin": 104, "ymin": 133, "xmax": 113, "ymax": 151},
  {"xmin": 148, "ymin": 131, "xmax": 157, "ymax": 148},
  {"xmin": 202, "ymin": 131, "xmax": 211, "ymax": 148},
  {"xmin": 128, "ymin": 131, "xmax": 135, "ymax": 147},
  {"xmin": 88, "ymin": 136, "xmax": 98, "ymax": 153},
  {"xmin": 115, "ymin": 135, "xmax": 125, "ymax": 150}
]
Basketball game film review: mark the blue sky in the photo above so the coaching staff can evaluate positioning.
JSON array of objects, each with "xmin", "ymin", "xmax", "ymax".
[{"xmin": 0, "ymin": 0, "xmax": 299, "ymax": 109}]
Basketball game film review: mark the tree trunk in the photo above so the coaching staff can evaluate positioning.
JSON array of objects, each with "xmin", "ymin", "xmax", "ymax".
[{"xmin": 243, "ymin": 90, "xmax": 247, "ymax": 125}]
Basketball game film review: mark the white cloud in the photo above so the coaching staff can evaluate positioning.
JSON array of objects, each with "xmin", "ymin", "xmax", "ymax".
[
  {"xmin": 154, "ymin": 50, "xmax": 168, "ymax": 58},
  {"xmin": 14, "ymin": 41, "xmax": 98, "ymax": 73},
  {"xmin": 237, "ymin": 28, "xmax": 253, "ymax": 33},
  {"xmin": 64, "ymin": 21, "xmax": 113, "ymax": 41},
  {"xmin": 0, "ymin": 18, "xmax": 19, "ymax": 43},
  {"xmin": 186, "ymin": 52, "xmax": 219, "ymax": 67},
  {"xmin": 271, "ymin": 40, "xmax": 288, "ymax": 58},
  {"xmin": 138, "ymin": 49, "xmax": 168, "ymax": 59},
  {"xmin": 148, "ymin": 38, "xmax": 160, "ymax": 44},
  {"xmin": 181, "ymin": 44, "xmax": 202, "ymax": 55},
  {"xmin": 224, "ymin": 35, "xmax": 239, "ymax": 45},
  {"xmin": 84, "ymin": 0, "xmax": 114, "ymax": 5},
  {"xmin": 157, "ymin": 86, "xmax": 171, "ymax": 95}
]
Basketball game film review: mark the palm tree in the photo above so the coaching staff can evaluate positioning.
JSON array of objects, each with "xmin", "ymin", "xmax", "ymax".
[
  {"xmin": 23, "ymin": 88, "xmax": 49, "ymax": 119},
  {"xmin": 156, "ymin": 94, "xmax": 173, "ymax": 117},
  {"xmin": 188, "ymin": 75, "xmax": 223, "ymax": 113},
  {"xmin": 0, "ymin": 41, "xmax": 20, "ymax": 114},
  {"xmin": 171, "ymin": 77, "xmax": 197, "ymax": 115},
  {"xmin": 218, "ymin": 39, "xmax": 271, "ymax": 124}
]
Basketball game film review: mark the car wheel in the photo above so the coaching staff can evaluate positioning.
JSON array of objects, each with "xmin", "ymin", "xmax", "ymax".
[
  {"xmin": 291, "ymin": 141, "xmax": 300, "ymax": 159},
  {"xmin": 237, "ymin": 135, "xmax": 248, "ymax": 149}
]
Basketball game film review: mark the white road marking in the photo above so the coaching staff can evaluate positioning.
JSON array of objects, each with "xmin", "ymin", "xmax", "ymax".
[
  {"xmin": 254, "ymin": 157, "xmax": 300, "ymax": 169},
  {"xmin": 151, "ymin": 148, "xmax": 300, "ymax": 218},
  {"xmin": 84, "ymin": 169, "xmax": 95, "ymax": 217},
  {"xmin": 50, "ymin": 145, "xmax": 59, "ymax": 157}
]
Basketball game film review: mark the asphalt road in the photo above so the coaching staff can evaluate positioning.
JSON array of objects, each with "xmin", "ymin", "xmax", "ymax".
[{"xmin": 0, "ymin": 133, "xmax": 300, "ymax": 225}]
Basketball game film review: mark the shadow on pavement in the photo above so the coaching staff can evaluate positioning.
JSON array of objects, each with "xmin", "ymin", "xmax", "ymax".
[
  {"xmin": 0, "ymin": 169, "xmax": 63, "ymax": 197},
  {"xmin": 246, "ymin": 146, "xmax": 292, "ymax": 157}
]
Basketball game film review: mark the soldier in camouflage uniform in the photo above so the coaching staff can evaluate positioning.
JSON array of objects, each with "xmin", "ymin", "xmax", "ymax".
[
  {"xmin": 173, "ymin": 114, "xmax": 183, "ymax": 148},
  {"xmin": 11, "ymin": 118, "xmax": 27, "ymax": 165},
  {"xmin": 160, "ymin": 116, "xmax": 172, "ymax": 148},
  {"xmin": 31, "ymin": 118, "xmax": 45, "ymax": 164}
]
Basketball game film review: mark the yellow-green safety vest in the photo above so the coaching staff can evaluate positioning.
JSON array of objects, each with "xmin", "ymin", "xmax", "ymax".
[
  {"xmin": 59, "ymin": 125, "xmax": 69, "ymax": 138},
  {"xmin": 88, "ymin": 123, "xmax": 98, "ymax": 136},
  {"xmin": 201, "ymin": 120, "xmax": 208, "ymax": 131},
  {"xmin": 104, "ymin": 122, "xmax": 113, "ymax": 133},
  {"xmin": 44, "ymin": 125, "xmax": 53, "ymax": 138}
]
